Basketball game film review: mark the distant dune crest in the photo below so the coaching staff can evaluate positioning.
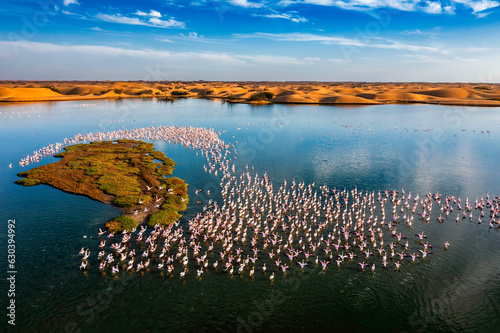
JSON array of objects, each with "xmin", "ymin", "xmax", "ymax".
[{"xmin": 1, "ymin": 81, "xmax": 499, "ymax": 106}]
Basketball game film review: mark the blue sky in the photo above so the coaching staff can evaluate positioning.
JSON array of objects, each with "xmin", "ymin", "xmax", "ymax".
[{"xmin": 0, "ymin": 0, "xmax": 499, "ymax": 81}]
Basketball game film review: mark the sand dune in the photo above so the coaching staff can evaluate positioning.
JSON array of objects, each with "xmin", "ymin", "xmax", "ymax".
[{"xmin": 1, "ymin": 81, "xmax": 499, "ymax": 106}]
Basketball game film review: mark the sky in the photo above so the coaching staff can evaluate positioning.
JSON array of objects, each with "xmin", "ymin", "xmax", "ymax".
[{"xmin": 0, "ymin": 0, "xmax": 499, "ymax": 82}]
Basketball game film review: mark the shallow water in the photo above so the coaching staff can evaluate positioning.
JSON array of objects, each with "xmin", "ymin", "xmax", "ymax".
[{"xmin": 1, "ymin": 99, "xmax": 500, "ymax": 333}]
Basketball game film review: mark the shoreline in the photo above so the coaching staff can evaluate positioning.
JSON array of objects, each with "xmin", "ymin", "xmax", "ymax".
[{"xmin": 1, "ymin": 81, "xmax": 500, "ymax": 107}]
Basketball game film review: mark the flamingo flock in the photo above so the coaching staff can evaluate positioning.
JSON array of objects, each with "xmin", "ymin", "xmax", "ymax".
[
  {"xmin": 18, "ymin": 125, "xmax": 235, "ymax": 167},
  {"xmin": 73, "ymin": 126, "xmax": 500, "ymax": 280}
]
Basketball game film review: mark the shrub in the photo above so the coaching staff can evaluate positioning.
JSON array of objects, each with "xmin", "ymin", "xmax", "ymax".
[
  {"xmin": 171, "ymin": 90, "xmax": 189, "ymax": 96},
  {"xmin": 113, "ymin": 195, "xmax": 152, "ymax": 207},
  {"xmin": 114, "ymin": 88, "xmax": 123, "ymax": 94},
  {"xmin": 162, "ymin": 177, "xmax": 188, "ymax": 195},
  {"xmin": 162, "ymin": 195, "xmax": 188, "ymax": 212},
  {"xmin": 150, "ymin": 151, "xmax": 174, "ymax": 164},
  {"xmin": 474, "ymin": 86, "xmax": 493, "ymax": 91},
  {"xmin": 137, "ymin": 89, "xmax": 153, "ymax": 95},
  {"xmin": 147, "ymin": 208, "xmax": 181, "ymax": 227},
  {"xmin": 15, "ymin": 178, "xmax": 40, "ymax": 186},
  {"xmin": 248, "ymin": 91, "xmax": 274, "ymax": 101},
  {"xmin": 17, "ymin": 169, "xmax": 43, "ymax": 177},
  {"xmin": 96, "ymin": 173, "xmax": 141, "ymax": 196},
  {"xmin": 105, "ymin": 215, "xmax": 137, "ymax": 232},
  {"xmin": 157, "ymin": 165, "xmax": 174, "ymax": 176}
]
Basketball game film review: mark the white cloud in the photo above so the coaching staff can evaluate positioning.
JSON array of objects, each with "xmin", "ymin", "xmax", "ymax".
[
  {"xmin": 444, "ymin": 5, "xmax": 456, "ymax": 13},
  {"xmin": 451, "ymin": 0, "xmax": 500, "ymax": 13},
  {"xmin": 90, "ymin": 27, "xmax": 105, "ymax": 32},
  {"xmin": 63, "ymin": 0, "xmax": 79, "ymax": 6},
  {"xmin": 402, "ymin": 29, "xmax": 423, "ymax": 35},
  {"xmin": 0, "ymin": 40, "xmax": 317, "ymax": 67},
  {"xmin": 255, "ymin": 10, "xmax": 308, "ymax": 22},
  {"xmin": 135, "ymin": 10, "xmax": 162, "ymax": 18},
  {"xmin": 423, "ymin": 1, "xmax": 443, "ymax": 13},
  {"xmin": 1, "ymin": 39, "xmax": 498, "ymax": 81},
  {"xmin": 229, "ymin": 0, "xmax": 264, "ymax": 8},
  {"xmin": 96, "ymin": 11, "xmax": 185, "ymax": 28},
  {"xmin": 235, "ymin": 32, "xmax": 442, "ymax": 53},
  {"xmin": 403, "ymin": 54, "xmax": 475, "ymax": 63},
  {"xmin": 278, "ymin": 0, "xmax": 498, "ymax": 16}
]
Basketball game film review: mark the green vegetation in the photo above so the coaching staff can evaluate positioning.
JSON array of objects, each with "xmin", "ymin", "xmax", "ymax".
[
  {"xmin": 148, "ymin": 208, "xmax": 181, "ymax": 227},
  {"xmin": 113, "ymin": 195, "xmax": 152, "ymax": 207},
  {"xmin": 162, "ymin": 194, "xmax": 188, "ymax": 212},
  {"xmin": 206, "ymin": 89, "xmax": 214, "ymax": 94},
  {"xmin": 474, "ymin": 86, "xmax": 493, "ymax": 91},
  {"xmin": 156, "ymin": 164, "xmax": 174, "ymax": 176},
  {"xmin": 105, "ymin": 215, "xmax": 137, "ymax": 233},
  {"xmin": 15, "ymin": 140, "xmax": 188, "ymax": 231},
  {"xmin": 163, "ymin": 177, "xmax": 188, "ymax": 196},
  {"xmin": 15, "ymin": 178, "xmax": 40, "ymax": 186},
  {"xmin": 17, "ymin": 169, "xmax": 43, "ymax": 177},
  {"xmin": 114, "ymin": 88, "xmax": 123, "ymax": 94},
  {"xmin": 248, "ymin": 91, "xmax": 274, "ymax": 101},
  {"xmin": 171, "ymin": 90, "xmax": 189, "ymax": 96},
  {"xmin": 137, "ymin": 89, "xmax": 153, "ymax": 95}
]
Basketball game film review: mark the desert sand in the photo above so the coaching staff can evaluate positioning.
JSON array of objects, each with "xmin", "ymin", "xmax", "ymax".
[{"xmin": 1, "ymin": 81, "xmax": 500, "ymax": 106}]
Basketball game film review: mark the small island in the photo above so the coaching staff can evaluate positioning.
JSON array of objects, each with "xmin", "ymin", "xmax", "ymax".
[{"xmin": 16, "ymin": 140, "xmax": 188, "ymax": 232}]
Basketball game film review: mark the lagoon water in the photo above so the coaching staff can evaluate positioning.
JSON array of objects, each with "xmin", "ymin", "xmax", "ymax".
[{"xmin": 1, "ymin": 98, "xmax": 500, "ymax": 333}]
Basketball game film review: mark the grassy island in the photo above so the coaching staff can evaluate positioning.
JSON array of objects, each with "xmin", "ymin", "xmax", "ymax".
[{"xmin": 16, "ymin": 140, "xmax": 188, "ymax": 231}]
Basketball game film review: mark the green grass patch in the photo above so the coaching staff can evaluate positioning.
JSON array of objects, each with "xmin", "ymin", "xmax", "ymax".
[
  {"xmin": 162, "ymin": 195, "xmax": 188, "ymax": 212},
  {"xmin": 96, "ymin": 173, "xmax": 141, "ymax": 196},
  {"xmin": 105, "ymin": 215, "xmax": 137, "ymax": 233},
  {"xmin": 156, "ymin": 165, "xmax": 174, "ymax": 176},
  {"xmin": 147, "ymin": 208, "xmax": 181, "ymax": 227},
  {"xmin": 15, "ymin": 178, "xmax": 41, "ymax": 186},
  {"xmin": 162, "ymin": 177, "xmax": 188, "ymax": 196},
  {"xmin": 113, "ymin": 195, "xmax": 152, "ymax": 207},
  {"xmin": 17, "ymin": 169, "xmax": 43, "ymax": 177}
]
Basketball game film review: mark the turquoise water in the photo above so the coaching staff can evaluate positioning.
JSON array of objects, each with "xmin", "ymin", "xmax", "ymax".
[{"xmin": 1, "ymin": 99, "xmax": 500, "ymax": 333}]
